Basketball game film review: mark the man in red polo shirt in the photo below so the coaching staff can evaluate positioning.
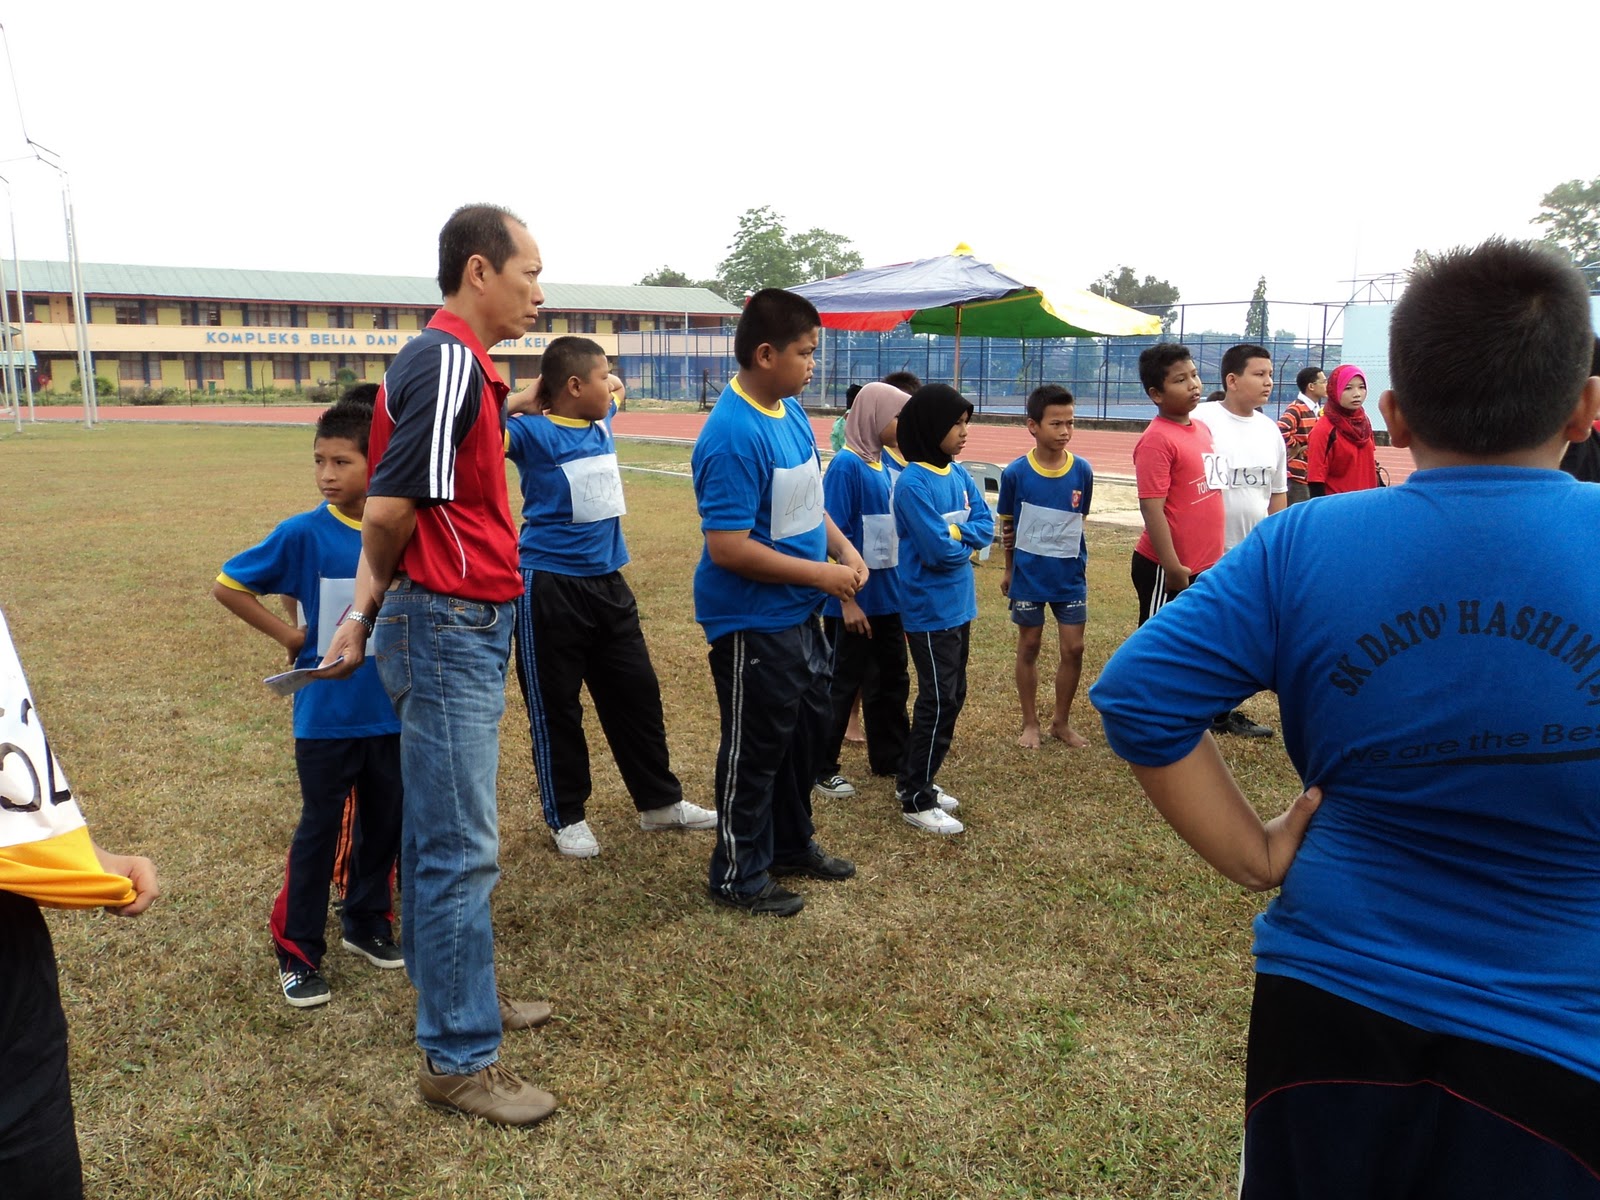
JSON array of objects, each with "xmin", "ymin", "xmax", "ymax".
[{"xmin": 321, "ymin": 204, "xmax": 554, "ymax": 1126}]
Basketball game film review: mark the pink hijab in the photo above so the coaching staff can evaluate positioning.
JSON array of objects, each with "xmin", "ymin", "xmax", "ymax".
[
  {"xmin": 1324, "ymin": 365, "xmax": 1373, "ymax": 446},
  {"xmin": 843, "ymin": 383, "xmax": 911, "ymax": 462}
]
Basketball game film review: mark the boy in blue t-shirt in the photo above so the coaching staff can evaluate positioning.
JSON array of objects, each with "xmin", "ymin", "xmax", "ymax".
[
  {"xmin": 1091, "ymin": 240, "xmax": 1600, "ymax": 1194},
  {"xmin": 504, "ymin": 336, "xmax": 715, "ymax": 859},
  {"xmin": 212, "ymin": 396, "xmax": 403, "ymax": 1008},
  {"xmin": 692, "ymin": 289, "xmax": 868, "ymax": 917},
  {"xmin": 892, "ymin": 384, "xmax": 993, "ymax": 835},
  {"xmin": 998, "ymin": 385, "xmax": 1093, "ymax": 750}
]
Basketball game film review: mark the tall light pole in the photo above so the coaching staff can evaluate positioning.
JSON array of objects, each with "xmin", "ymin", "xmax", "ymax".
[{"xmin": 0, "ymin": 173, "xmax": 35, "ymax": 427}]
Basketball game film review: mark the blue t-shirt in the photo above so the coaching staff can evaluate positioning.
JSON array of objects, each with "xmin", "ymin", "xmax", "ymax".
[
  {"xmin": 218, "ymin": 503, "xmax": 400, "ymax": 740},
  {"xmin": 821, "ymin": 448, "xmax": 900, "ymax": 618},
  {"xmin": 692, "ymin": 380, "xmax": 827, "ymax": 642},
  {"xmin": 892, "ymin": 461, "xmax": 994, "ymax": 634},
  {"xmin": 505, "ymin": 401, "xmax": 628, "ymax": 576},
  {"xmin": 998, "ymin": 450, "xmax": 1094, "ymax": 604},
  {"xmin": 1090, "ymin": 467, "xmax": 1600, "ymax": 1084}
]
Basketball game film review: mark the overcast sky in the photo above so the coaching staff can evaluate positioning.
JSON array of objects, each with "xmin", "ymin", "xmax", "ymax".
[{"xmin": 0, "ymin": 1, "xmax": 1594, "ymax": 328}]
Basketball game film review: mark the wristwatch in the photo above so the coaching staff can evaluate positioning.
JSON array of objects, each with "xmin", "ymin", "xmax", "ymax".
[{"xmin": 344, "ymin": 609, "xmax": 376, "ymax": 635}]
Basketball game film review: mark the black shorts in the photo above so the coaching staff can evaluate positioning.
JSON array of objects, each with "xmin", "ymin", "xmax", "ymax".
[{"xmin": 1242, "ymin": 973, "xmax": 1600, "ymax": 1198}]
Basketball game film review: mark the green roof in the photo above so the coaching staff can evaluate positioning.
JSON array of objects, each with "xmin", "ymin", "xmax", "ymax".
[{"xmin": 3, "ymin": 260, "xmax": 738, "ymax": 317}]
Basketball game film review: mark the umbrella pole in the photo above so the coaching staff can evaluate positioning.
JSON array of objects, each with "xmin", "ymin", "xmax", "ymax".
[{"xmin": 953, "ymin": 305, "xmax": 962, "ymax": 388}]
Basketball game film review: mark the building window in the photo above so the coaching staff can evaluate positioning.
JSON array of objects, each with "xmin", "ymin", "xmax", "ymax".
[
  {"xmin": 118, "ymin": 355, "xmax": 143, "ymax": 382},
  {"xmin": 200, "ymin": 354, "xmax": 224, "ymax": 381},
  {"xmin": 276, "ymin": 357, "xmax": 299, "ymax": 385},
  {"xmin": 115, "ymin": 303, "xmax": 142, "ymax": 325},
  {"xmin": 205, "ymin": 306, "xmax": 221, "ymax": 327}
]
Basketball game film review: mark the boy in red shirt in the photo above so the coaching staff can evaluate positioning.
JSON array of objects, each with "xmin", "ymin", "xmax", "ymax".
[{"xmin": 1131, "ymin": 344, "xmax": 1224, "ymax": 624}]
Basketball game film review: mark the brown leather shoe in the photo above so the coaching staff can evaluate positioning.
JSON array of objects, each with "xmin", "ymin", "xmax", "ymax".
[
  {"xmin": 498, "ymin": 989, "xmax": 552, "ymax": 1031},
  {"xmin": 418, "ymin": 1058, "xmax": 556, "ymax": 1126}
]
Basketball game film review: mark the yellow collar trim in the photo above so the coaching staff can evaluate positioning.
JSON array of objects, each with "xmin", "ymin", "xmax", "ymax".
[
  {"xmin": 911, "ymin": 461, "xmax": 952, "ymax": 476},
  {"xmin": 327, "ymin": 503, "xmax": 363, "ymax": 530},
  {"xmin": 837, "ymin": 446, "xmax": 884, "ymax": 470},
  {"xmin": 1027, "ymin": 449, "xmax": 1075, "ymax": 478},
  {"xmin": 729, "ymin": 376, "xmax": 785, "ymax": 419},
  {"xmin": 547, "ymin": 414, "xmax": 591, "ymax": 428}
]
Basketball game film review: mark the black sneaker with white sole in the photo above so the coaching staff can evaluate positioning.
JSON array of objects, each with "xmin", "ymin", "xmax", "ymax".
[
  {"xmin": 342, "ymin": 934, "xmax": 406, "ymax": 969},
  {"xmin": 280, "ymin": 966, "xmax": 331, "ymax": 1008},
  {"xmin": 709, "ymin": 880, "xmax": 805, "ymax": 917}
]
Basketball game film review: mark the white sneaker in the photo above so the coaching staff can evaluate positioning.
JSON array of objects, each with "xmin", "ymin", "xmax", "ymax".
[
  {"xmin": 933, "ymin": 785, "xmax": 960, "ymax": 812},
  {"xmin": 902, "ymin": 807, "xmax": 965, "ymax": 835},
  {"xmin": 813, "ymin": 774, "xmax": 857, "ymax": 799},
  {"xmin": 638, "ymin": 800, "xmax": 717, "ymax": 831},
  {"xmin": 553, "ymin": 820, "xmax": 600, "ymax": 858}
]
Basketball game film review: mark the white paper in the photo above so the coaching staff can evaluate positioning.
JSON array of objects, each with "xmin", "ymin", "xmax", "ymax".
[
  {"xmin": 770, "ymin": 459, "xmax": 824, "ymax": 542},
  {"xmin": 561, "ymin": 453, "xmax": 627, "ymax": 524}
]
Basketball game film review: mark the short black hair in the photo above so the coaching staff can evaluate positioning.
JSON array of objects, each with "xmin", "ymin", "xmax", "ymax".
[
  {"xmin": 734, "ymin": 288, "xmax": 821, "ymax": 369},
  {"xmin": 844, "ymin": 383, "xmax": 863, "ymax": 410},
  {"xmin": 316, "ymin": 396, "xmax": 375, "ymax": 455},
  {"xmin": 437, "ymin": 204, "xmax": 525, "ymax": 297},
  {"xmin": 1390, "ymin": 239, "xmax": 1594, "ymax": 456},
  {"xmin": 1221, "ymin": 343, "xmax": 1271, "ymax": 386},
  {"xmin": 1026, "ymin": 384, "xmax": 1074, "ymax": 423},
  {"xmin": 536, "ymin": 335, "xmax": 607, "ymax": 403},
  {"xmin": 342, "ymin": 382, "xmax": 380, "ymax": 406},
  {"xmin": 1138, "ymin": 343, "xmax": 1194, "ymax": 394},
  {"xmin": 883, "ymin": 370, "xmax": 922, "ymax": 393},
  {"xmin": 1296, "ymin": 365, "xmax": 1325, "ymax": 393},
  {"xmin": 1207, "ymin": 390, "xmax": 1227, "ymax": 404}
]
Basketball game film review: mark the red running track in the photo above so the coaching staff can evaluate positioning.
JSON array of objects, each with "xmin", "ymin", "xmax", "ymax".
[{"xmin": 26, "ymin": 403, "xmax": 1416, "ymax": 482}]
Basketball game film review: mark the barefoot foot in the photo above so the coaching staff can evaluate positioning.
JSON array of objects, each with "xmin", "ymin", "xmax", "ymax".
[
  {"xmin": 1017, "ymin": 725, "xmax": 1042, "ymax": 749},
  {"xmin": 1048, "ymin": 723, "xmax": 1089, "ymax": 748}
]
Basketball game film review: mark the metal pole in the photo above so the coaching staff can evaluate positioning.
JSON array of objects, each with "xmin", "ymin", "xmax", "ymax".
[
  {"xmin": 11, "ymin": 206, "xmax": 33, "ymax": 423},
  {"xmin": 61, "ymin": 177, "xmax": 95, "ymax": 427},
  {"xmin": 682, "ymin": 311, "xmax": 689, "ymax": 402}
]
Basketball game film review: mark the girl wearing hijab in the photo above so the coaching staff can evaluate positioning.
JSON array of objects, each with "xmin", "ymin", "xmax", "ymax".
[
  {"xmin": 891, "ymin": 385, "xmax": 993, "ymax": 835},
  {"xmin": 1307, "ymin": 365, "xmax": 1380, "ymax": 495},
  {"xmin": 813, "ymin": 383, "xmax": 915, "ymax": 800}
]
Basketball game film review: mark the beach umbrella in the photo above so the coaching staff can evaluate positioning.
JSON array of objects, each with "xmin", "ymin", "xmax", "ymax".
[{"xmin": 791, "ymin": 244, "xmax": 1162, "ymax": 379}]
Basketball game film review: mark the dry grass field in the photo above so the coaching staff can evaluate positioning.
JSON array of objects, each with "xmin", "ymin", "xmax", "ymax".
[{"xmin": 0, "ymin": 422, "xmax": 1295, "ymax": 1199}]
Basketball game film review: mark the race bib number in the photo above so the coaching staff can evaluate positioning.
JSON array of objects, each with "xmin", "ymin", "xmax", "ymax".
[
  {"xmin": 1015, "ymin": 501, "xmax": 1082, "ymax": 559},
  {"xmin": 562, "ymin": 453, "xmax": 627, "ymax": 525},
  {"xmin": 861, "ymin": 513, "xmax": 898, "ymax": 569},
  {"xmin": 770, "ymin": 459, "xmax": 824, "ymax": 542},
  {"xmin": 317, "ymin": 577, "xmax": 356, "ymax": 656},
  {"xmin": 1203, "ymin": 453, "xmax": 1229, "ymax": 491},
  {"xmin": 941, "ymin": 506, "xmax": 972, "ymax": 525}
]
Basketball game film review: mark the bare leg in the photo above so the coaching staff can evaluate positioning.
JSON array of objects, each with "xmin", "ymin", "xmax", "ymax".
[
  {"xmin": 844, "ymin": 688, "xmax": 865, "ymax": 743},
  {"xmin": 1015, "ymin": 623, "xmax": 1043, "ymax": 748},
  {"xmin": 1047, "ymin": 623, "xmax": 1089, "ymax": 747}
]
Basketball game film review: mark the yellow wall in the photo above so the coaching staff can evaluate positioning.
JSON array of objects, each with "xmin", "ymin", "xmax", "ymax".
[
  {"xmin": 307, "ymin": 310, "xmax": 328, "ymax": 328},
  {"xmin": 397, "ymin": 311, "xmax": 419, "ymax": 330},
  {"xmin": 221, "ymin": 307, "xmax": 242, "ymax": 327},
  {"xmin": 156, "ymin": 305, "xmax": 181, "ymax": 326},
  {"xmin": 597, "ymin": 319, "xmax": 613, "ymax": 335},
  {"xmin": 353, "ymin": 311, "xmax": 374, "ymax": 329},
  {"xmin": 309, "ymin": 359, "xmax": 331, "ymax": 381},
  {"xmin": 551, "ymin": 318, "xmax": 568, "ymax": 333},
  {"xmin": 91, "ymin": 303, "xmax": 115, "ymax": 325},
  {"xmin": 48, "ymin": 296, "xmax": 71, "ymax": 323},
  {"xmin": 160, "ymin": 359, "xmax": 184, "ymax": 387},
  {"xmin": 223, "ymin": 360, "xmax": 246, "ymax": 389}
]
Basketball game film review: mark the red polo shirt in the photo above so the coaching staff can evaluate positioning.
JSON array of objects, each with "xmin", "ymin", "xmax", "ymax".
[{"xmin": 366, "ymin": 310, "xmax": 520, "ymax": 602}]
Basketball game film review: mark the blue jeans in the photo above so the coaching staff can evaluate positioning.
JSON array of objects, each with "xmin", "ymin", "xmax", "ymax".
[{"xmin": 373, "ymin": 579, "xmax": 512, "ymax": 1075}]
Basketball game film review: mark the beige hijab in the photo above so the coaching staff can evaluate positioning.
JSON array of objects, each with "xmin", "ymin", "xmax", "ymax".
[{"xmin": 843, "ymin": 382, "xmax": 911, "ymax": 463}]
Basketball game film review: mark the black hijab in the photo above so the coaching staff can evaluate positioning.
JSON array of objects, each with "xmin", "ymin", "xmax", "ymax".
[{"xmin": 896, "ymin": 384, "xmax": 973, "ymax": 468}]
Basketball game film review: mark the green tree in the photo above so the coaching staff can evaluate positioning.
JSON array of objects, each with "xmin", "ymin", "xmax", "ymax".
[
  {"xmin": 715, "ymin": 206, "xmax": 863, "ymax": 297},
  {"xmin": 1532, "ymin": 177, "xmax": 1600, "ymax": 266},
  {"xmin": 1088, "ymin": 265, "xmax": 1181, "ymax": 332},
  {"xmin": 1244, "ymin": 276, "xmax": 1268, "ymax": 343},
  {"xmin": 636, "ymin": 266, "xmax": 723, "ymax": 294}
]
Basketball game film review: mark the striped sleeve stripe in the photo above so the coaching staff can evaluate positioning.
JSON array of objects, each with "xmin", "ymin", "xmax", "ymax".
[{"xmin": 428, "ymin": 344, "xmax": 471, "ymax": 500}]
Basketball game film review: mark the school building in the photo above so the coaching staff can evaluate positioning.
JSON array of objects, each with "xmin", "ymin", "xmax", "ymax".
[{"xmin": 4, "ymin": 260, "xmax": 739, "ymax": 396}]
